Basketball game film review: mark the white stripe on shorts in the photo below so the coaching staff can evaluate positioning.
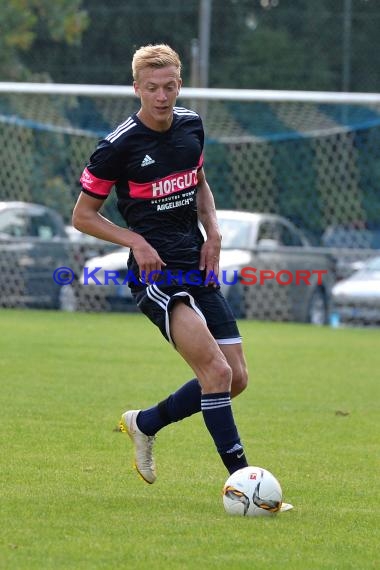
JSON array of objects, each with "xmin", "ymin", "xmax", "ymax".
[
  {"xmin": 146, "ymin": 283, "xmax": 169, "ymax": 311},
  {"xmin": 216, "ymin": 337, "xmax": 242, "ymax": 345}
]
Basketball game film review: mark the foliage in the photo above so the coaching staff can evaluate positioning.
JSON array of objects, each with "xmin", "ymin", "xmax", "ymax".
[
  {"xmin": 2, "ymin": 0, "xmax": 380, "ymax": 91},
  {"xmin": 0, "ymin": 0, "xmax": 88, "ymax": 80}
]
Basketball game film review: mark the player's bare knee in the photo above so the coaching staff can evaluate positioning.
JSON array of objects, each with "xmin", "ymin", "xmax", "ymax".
[
  {"xmin": 231, "ymin": 365, "xmax": 249, "ymax": 397},
  {"xmin": 210, "ymin": 356, "xmax": 232, "ymax": 392}
]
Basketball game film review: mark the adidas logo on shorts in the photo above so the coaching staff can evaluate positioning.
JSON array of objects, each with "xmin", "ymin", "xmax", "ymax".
[{"xmin": 141, "ymin": 154, "xmax": 156, "ymax": 167}]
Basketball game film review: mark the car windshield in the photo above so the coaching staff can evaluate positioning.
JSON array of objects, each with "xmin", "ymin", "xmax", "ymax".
[
  {"xmin": 322, "ymin": 228, "xmax": 380, "ymax": 249},
  {"xmin": 363, "ymin": 257, "xmax": 380, "ymax": 272},
  {"xmin": 217, "ymin": 218, "xmax": 252, "ymax": 248}
]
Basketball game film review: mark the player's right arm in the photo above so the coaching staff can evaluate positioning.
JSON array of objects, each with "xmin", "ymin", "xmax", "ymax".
[
  {"xmin": 72, "ymin": 191, "xmax": 139, "ymax": 249},
  {"xmin": 73, "ymin": 138, "xmax": 165, "ymax": 276}
]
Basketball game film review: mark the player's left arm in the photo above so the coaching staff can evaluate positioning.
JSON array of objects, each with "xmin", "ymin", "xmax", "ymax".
[{"xmin": 196, "ymin": 167, "xmax": 222, "ymax": 281}]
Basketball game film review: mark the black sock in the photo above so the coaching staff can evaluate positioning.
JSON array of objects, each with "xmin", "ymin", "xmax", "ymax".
[
  {"xmin": 201, "ymin": 392, "xmax": 248, "ymax": 474},
  {"xmin": 136, "ymin": 378, "xmax": 201, "ymax": 436},
  {"xmin": 220, "ymin": 447, "xmax": 249, "ymax": 475}
]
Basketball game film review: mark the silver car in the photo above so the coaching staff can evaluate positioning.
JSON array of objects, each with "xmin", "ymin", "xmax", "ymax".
[
  {"xmin": 0, "ymin": 201, "xmax": 76, "ymax": 310},
  {"xmin": 331, "ymin": 256, "xmax": 380, "ymax": 325},
  {"xmin": 217, "ymin": 210, "xmax": 335, "ymax": 324}
]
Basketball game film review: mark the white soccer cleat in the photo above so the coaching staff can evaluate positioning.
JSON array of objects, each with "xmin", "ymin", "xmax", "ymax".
[
  {"xmin": 119, "ymin": 410, "xmax": 157, "ymax": 484},
  {"xmin": 280, "ymin": 502, "xmax": 294, "ymax": 512}
]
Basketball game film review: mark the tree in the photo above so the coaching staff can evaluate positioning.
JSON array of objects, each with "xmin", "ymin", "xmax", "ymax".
[
  {"xmin": 18, "ymin": 0, "xmax": 200, "ymax": 85},
  {"xmin": 1, "ymin": 1, "xmax": 380, "ymax": 91},
  {"xmin": 0, "ymin": 0, "xmax": 88, "ymax": 80}
]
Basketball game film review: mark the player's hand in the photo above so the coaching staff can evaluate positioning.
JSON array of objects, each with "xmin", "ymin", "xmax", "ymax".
[
  {"xmin": 131, "ymin": 239, "xmax": 166, "ymax": 283},
  {"xmin": 199, "ymin": 238, "xmax": 221, "ymax": 287}
]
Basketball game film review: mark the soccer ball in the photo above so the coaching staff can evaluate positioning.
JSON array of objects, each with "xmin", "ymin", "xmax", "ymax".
[{"xmin": 223, "ymin": 466, "xmax": 283, "ymax": 517}]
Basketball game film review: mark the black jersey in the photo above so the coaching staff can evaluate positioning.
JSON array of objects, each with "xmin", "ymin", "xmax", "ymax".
[{"xmin": 80, "ymin": 107, "xmax": 205, "ymax": 275}]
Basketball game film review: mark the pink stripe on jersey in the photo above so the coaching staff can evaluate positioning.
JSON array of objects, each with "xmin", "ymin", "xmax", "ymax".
[
  {"xmin": 80, "ymin": 167, "xmax": 116, "ymax": 197},
  {"xmin": 129, "ymin": 167, "xmax": 199, "ymax": 200}
]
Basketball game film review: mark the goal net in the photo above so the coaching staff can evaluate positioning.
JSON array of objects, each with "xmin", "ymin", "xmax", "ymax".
[{"xmin": 0, "ymin": 83, "xmax": 379, "ymax": 321}]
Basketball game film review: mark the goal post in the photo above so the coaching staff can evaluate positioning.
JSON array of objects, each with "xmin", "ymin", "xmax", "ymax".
[{"xmin": 1, "ymin": 81, "xmax": 380, "ymax": 104}]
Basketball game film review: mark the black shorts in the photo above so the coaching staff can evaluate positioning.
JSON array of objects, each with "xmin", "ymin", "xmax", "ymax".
[{"xmin": 132, "ymin": 282, "xmax": 242, "ymax": 346}]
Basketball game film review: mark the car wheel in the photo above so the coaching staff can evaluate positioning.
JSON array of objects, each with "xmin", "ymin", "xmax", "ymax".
[
  {"xmin": 58, "ymin": 284, "xmax": 77, "ymax": 312},
  {"xmin": 308, "ymin": 288, "xmax": 327, "ymax": 325}
]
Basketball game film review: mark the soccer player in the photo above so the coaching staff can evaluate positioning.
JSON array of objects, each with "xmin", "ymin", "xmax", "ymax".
[{"xmin": 72, "ymin": 43, "xmax": 249, "ymax": 484}]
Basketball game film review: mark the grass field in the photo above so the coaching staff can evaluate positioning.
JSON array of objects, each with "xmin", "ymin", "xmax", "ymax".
[{"xmin": 1, "ymin": 309, "xmax": 379, "ymax": 570}]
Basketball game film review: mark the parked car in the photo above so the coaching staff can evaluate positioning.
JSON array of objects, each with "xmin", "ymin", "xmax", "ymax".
[
  {"xmin": 331, "ymin": 256, "xmax": 380, "ymax": 325},
  {"xmin": 79, "ymin": 210, "xmax": 336, "ymax": 324},
  {"xmin": 217, "ymin": 211, "xmax": 335, "ymax": 324},
  {"xmin": 321, "ymin": 225, "xmax": 380, "ymax": 250},
  {"xmin": 0, "ymin": 201, "xmax": 76, "ymax": 310},
  {"xmin": 321, "ymin": 224, "xmax": 380, "ymax": 280}
]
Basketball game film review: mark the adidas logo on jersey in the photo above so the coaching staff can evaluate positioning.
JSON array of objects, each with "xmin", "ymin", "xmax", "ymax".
[{"xmin": 141, "ymin": 154, "xmax": 155, "ymax": 167}]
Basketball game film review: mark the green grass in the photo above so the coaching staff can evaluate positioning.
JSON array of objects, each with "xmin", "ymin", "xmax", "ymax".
[{"xmin": 1, "ymin": 309, "xmax": 379, "ymax": 570}]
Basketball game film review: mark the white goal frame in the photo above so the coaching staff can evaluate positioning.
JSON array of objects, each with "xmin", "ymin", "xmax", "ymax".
[{"xmin": 0, "ymin": 81, "xmax": 380, "ymax": 105}]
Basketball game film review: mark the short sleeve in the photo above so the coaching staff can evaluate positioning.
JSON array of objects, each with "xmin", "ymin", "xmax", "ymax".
[{"xmin": 79, "ymin": 141, "xmax": 121, "ymax": 199}]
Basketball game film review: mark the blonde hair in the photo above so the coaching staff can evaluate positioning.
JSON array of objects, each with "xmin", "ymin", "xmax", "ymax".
[{"xmin": 132, "ymin": 44, "xmax": 182, "ymax": 81}]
